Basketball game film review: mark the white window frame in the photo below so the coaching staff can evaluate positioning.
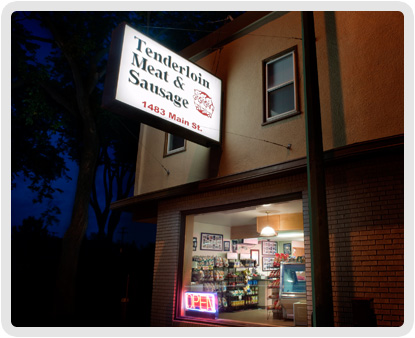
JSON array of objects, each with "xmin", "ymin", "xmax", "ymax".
[
  {"xmin": 263, "ymin": 48, "xmax": 300, "ymax": 124},
  {"xmin": 164, "ymin": 133, "xmax": 186, "ymax": 156}
]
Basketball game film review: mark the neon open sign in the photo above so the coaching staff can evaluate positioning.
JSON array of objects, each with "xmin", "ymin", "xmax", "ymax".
[{"xmin": 185, "ymin": 292, "xmax": 217, "ymax": 313}]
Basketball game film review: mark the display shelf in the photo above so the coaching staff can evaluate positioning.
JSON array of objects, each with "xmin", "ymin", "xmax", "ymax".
[
  {"xmin": 222, "ymin": 265, "xmax": 259, "ymax": 312},
  {"xmin": 266, "ymin": 266, "xmax": 282, "ymax": 319},
  {"xmin": 191, "ymin": 256, "xmax": 259, "ymax": 313}
]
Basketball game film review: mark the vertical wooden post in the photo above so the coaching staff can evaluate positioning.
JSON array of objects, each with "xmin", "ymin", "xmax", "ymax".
[{"xmin": 301, "ymin": 11, "xmax": 334, "ymax": 327}]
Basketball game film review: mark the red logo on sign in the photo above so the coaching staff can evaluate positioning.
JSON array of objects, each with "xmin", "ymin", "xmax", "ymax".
[{"xmin": 193, "ymin": 90, "xmax": 214, "ymax": 118}]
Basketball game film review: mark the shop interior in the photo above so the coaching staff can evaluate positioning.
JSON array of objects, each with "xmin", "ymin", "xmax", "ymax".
[{"xmin": 183, "ymin": 199, "xmax": 307, "ymax": 327}]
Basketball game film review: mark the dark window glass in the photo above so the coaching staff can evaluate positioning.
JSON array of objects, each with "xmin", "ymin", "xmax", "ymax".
[
  {"xmin": 169, "ymin": 134, "xmax": 185, "ymax": 151},
  {"xmin": 165, "ymin": 133, "xmax": 186, "ymax": 156},
  {"xmin": 264, "ymin": 50, "xmax": 298, "ymax": 122}
]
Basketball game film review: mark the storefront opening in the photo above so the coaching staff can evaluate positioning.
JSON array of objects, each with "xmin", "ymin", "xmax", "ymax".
[{"xmin": 179, "ymin": 199, "xmax": 307, "ymax": 327}]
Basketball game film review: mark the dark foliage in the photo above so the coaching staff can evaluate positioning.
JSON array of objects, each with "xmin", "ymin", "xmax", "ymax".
[
  {"xmin": 12, "ymin": 217, "xmax": 155, "ymax": 326},
  {"xmin": 11, "ymin": 11, "xmax": 244, "ymax": 326}
]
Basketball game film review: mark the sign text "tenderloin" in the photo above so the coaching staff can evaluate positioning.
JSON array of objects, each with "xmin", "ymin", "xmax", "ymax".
[{"xmin": 134, "ymin": 36, "xmax": 210, "ymax": 90}]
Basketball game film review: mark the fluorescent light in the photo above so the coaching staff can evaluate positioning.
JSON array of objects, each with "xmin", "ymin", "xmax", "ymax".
[{"xmin": 276, "ymin": 232, "xmax": 304, "ymax": 238}]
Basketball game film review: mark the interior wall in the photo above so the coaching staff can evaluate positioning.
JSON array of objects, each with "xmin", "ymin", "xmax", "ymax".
[
  {"xmin": 193, "ymin": 222, "xmax": 231, "ymax": 257},
  {"xmin": 192, "ymin": 220, "xmax": 305, "ymax": 276},
  {"xmin": 292, "ymin": 240, "xmax": 305, "ymax": 257}
]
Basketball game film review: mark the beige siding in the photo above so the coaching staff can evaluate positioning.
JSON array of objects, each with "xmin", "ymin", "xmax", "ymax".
[
  {"xmin": 135, "ymin": 12, "xmax": 403, "ymax": 196},
  {"xmin": 315, "ymin": 11, "xmax": 404, "ymax": 148}
]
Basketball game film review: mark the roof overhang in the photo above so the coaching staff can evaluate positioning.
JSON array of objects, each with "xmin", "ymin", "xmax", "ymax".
[
  {"xmin": 111, "ymin": 135, "xmax": 403, "ymax": 223},
  {"xmin": 179, "ymin": 11, "xmax": 290, "ymax": 62}
]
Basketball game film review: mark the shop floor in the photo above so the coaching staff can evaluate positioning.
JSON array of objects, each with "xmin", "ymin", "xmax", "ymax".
[{"xmin": 218, "ymin": 308, "xmax": 296, "ymax": 327}]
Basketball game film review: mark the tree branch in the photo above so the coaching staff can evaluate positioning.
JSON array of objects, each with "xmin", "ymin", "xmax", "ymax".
[
  {"xmin": 87, "ymin": 47, "xmax": 109, "ymax": 95},
  {"xmin": 13, "ymin": 32, "xmax": 55, "ymax": 45},
  {"xmin": 38, "ymin": 80, "xmax": 77, "ymax": 117},
  {"xmin": 40, "ymin": 13, "xmax": 88, "ymax": 116}
]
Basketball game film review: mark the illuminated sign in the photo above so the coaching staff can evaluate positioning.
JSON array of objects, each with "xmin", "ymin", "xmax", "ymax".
[
  {"xmin": 103, "ymin": 22, "xmax": 222, "ymax": 147},
  {"xmin": 184, "ymin": 292, "xmax": 218, "ymax": 319}
]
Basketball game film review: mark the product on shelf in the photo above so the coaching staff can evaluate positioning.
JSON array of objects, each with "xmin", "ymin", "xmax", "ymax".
[
  {"xmin": 193, "ymin": 255, "xmax": 217, "ymax": 269},
  {"xmin": 273, "ymin": 300, "xmax": 282, "ymax": 310},
  {"xmin": 266, "ymin": 258, "xmax": 282, "ymax": 319},
  {"xmin": 268, "ymin": 279, "xmax": 280, "ymax": 288},
  {"xmin": 240, "ymin": 259, "xmax": 256, "ymax": 267},
  {"xmin": 226, "ymin": 272, "xmax": 237, "ymax": 278},
  {"xmin": 214, "ymin": 256, "xmax": 224, "ymax": 267},
  {"xmin": 192, "ymin": 253, "xmax": 259, "ymax": 313},
  {"xmin": 228, "ymin": 289, "xmax": 245, "ymax": 297},
  {"xmin": 241, "ymin": 269, "xmax": 251, "ymax": 283},
  {"xmin": 214, "ymin": 269, "xmax": 225, "ymax": 281},
  {"xmin": 273, "ymin": 253, "xmax": 289, "ymax": 267},
  {"xmin": 246, "ymin": 295, "xmax": 258, "ymax": 305},
  {"xmin": 230, "ymin": 300, "xmax": 245, "ymax": 307},
  {"xmin": 268, "ymin": 269, "xmax": 280, "ymax": 278},
  {"xmin": 228, "ymin": 259, "xmax": 245, "ymax": 268},
  {"xmin": 203, "ymin": 282, "xmax": 213, "ymax": 292},
  {"xmin": 249, "ymin": 286, "xmax": 258, "ymax": 294},
  {"xmin": 191, "ymin": 268, "xmax": 205, "ymax": 283}
]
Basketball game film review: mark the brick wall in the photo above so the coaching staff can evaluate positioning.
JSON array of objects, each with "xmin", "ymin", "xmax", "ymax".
[
  {"xmin": 149, "ymin": 150, "xmax": 404, "ymax": 327},
  {"xmin": 325, "ymin": 152, "xmax": 404, "ymax": 326},
  {"xmin": 150, "ymin": 209, "xmax": 180, "ymax": 326}
]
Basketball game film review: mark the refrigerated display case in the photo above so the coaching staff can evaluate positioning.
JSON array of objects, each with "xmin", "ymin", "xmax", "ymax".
[{"xmin": 279, "ymin": 262, "xmax": 306, "ymax": 319}]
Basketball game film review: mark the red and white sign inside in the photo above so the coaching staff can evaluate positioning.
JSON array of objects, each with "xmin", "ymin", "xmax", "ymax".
[{"xmin": 103, "ymin": 22, "xmax": 222, "ymax": 147}]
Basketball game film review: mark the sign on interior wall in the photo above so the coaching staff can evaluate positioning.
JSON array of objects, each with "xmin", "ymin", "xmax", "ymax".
[
  {"xmin": 262, "ymin": 256, "xmax": 277, "ymax": 271},
  {"xmin": 102, "ymin": 22, "xmax": 222, "ymax": 147},
  {"xmin": 262, "ymin": 240, "xmax": 277, "ymax": 255},
  {"xmin": 200, "ymin": 233, "xmax": 223, "ymax": 251}
]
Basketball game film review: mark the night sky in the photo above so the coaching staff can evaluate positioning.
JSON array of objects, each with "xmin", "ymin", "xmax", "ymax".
[
  {"xmin": 11, "ymin": 163, "xmax": 156, "ymax": 246},
  {"xmin": 8, "ymin": 13, "xmax": 157, "ymax": 246},
  {"xmin": 8, "ymin": 9, "xmax": 246, "ymax": 248},
  {"xmin": 8, "ymin": 9, "xmax": 229, "ymax": 248}
]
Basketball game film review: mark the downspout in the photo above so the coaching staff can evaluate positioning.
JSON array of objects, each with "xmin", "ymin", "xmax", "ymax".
[{"xmin": 301, "ymin": 11, "xmax": 334, "ymax": 326}]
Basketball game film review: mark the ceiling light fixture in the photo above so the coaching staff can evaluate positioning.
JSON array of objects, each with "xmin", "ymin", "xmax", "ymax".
[
  {"xmin": 260, "ymin": 211, "xmax": 276, "ymax": 237},
  {"xmin": 276, "ymin": 232, "xmax": 304, "ymax": 238}
]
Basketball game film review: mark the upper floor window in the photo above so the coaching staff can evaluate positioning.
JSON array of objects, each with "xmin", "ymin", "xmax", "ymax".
[
  {"xmin": 164, "ymin": 133, "xmax": 186, "ymax": 156},
  {"xmin": 263, "ymin": 47, "xmax": 300, "ymax": 124}
]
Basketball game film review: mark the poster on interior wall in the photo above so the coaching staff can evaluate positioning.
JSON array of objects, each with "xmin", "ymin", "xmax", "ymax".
[
  {"xmin": 262, "ymin": 240, "xmax": 277, "ymax": 255},
  {"xmin": 283, "ymin": 243, "xmax": 292, "ymax": 255},
  {"xmin": 250, "ymin": 249, "xmax": 259, "ymax": 266},
  {"xmin": 200, "ymin": 233, "xmax": 223, "ymax": 251},
  {"xmin": 224, "ymin": 241, "xmax": 230, "ymax": 251},
  {"xmin": 193, "ymin": 237, "xmax": 197, "ymax": 251},
  {"xmin": 262, "ymin": 257, "xmax": 276, "ymax": 271},
  {"xmin": 232, "ymin": 240, "xmax": 238, "ymax": 252}
]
